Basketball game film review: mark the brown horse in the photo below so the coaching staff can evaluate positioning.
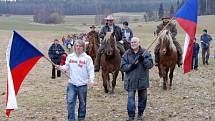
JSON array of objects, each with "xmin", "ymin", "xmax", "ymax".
[
  {"xmin": 86, "ymin": 32, "xmax": 99, "ymax": 63},
  {"xmin": 100, "ymin": 32, "xmax": 121, "ymax": 93},
  {"xmin": 158, "ymin": 30, "xmax": 178, "ymax": 90}
]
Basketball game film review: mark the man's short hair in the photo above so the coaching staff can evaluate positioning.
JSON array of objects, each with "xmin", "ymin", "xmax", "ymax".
[{"xmin": 123, "ymin": 21, "xmax": 128, "ymax": 26}]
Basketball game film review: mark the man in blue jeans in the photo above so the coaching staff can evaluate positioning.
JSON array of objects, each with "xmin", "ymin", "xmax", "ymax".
[
  {"xmin": 121, "ymin": 37, "xmax": 154, "ymax": 121},
  {"xmin": 57, "ymin": 40, "xmax": 95, "ymax": 121}
]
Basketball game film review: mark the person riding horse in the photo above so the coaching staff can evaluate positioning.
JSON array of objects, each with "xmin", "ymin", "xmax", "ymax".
[
  {"xmin": 154, "ymin": 16, "xmax": 183, "ymax": 67},
  {"xmin": 87, "ymin": 25, "xmax": 100, "ymax": 46},
  {"xmin": 94, "ymin": 15, "xmax": 125, "ymax": 72},
  {"xmin": 122, "ymin": 21, "xmax": 133, "ymax": 50}
]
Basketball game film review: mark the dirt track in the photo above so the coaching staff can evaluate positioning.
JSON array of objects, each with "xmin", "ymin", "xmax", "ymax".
[{"xmin": 0, "ymin": 31, "xmax": 215, "ymax": 121}]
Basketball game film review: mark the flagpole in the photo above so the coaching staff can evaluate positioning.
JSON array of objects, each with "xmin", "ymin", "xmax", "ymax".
[{"xmin": 43, "ymin": 56, "xmax": 71, "ymax": 79}]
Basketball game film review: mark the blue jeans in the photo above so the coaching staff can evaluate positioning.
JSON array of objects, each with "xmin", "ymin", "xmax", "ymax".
[
  {"xmin": 127, "ymin": 89, "xmax": 147, "ymax": 118},
  {"xmin": 67, "ymin": 83, "xmax": 87, "ymax": 121},
  {"xmin": 192, "ymin": 56, "xmax": 198, "ymax": 69}
]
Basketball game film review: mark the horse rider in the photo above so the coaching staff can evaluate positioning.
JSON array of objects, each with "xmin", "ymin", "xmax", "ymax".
[
  {"xmin": 154, "ymin": 16, "xmax": 183, "ymax": 67},
  {"xmin": 87, "ymin": 25, "xmax": 100, "ymax": 45},
  {"xmin": 122, "ymin": 21, "xmax": 133, "ymax": 43},
  {"xmin": 94, "ymin": 15, "xmax": 125, "ymax": 72}
]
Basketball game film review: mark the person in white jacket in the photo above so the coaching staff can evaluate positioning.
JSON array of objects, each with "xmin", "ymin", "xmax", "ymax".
[{"xmin": 57, "ymin": 39, "xmax": 95, "ymax": 121}]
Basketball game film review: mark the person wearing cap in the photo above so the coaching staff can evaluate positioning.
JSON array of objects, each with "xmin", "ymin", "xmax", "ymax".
[
  {"xmin": 200, "ymin": 29, "xmax": 212, "ymax": 65},
  {"xmin": 154, "ymin": 16, "xmax": 183, "ymax": 67},
  {"xmin": 94, "ymin": 14, "xmax": 125, "ymax": 72},
  {"xmin": 87, "ymin": 25, "xmax": 100, "ymax": 45},
  {"xmin": 122, "ymin": 21, "xmax": 133, "ymax": 43}
]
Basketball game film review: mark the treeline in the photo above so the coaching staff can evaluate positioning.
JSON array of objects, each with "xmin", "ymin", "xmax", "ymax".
[{"xmin": 0, "ymin": 0, "xmax": 172, "ymax": 15}]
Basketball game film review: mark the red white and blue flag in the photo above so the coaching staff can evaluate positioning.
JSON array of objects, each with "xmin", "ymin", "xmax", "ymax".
[
  {"xmin": 6, "ymin": 31, "xmax": 44, "ymax": 117},
  {"xmin": 176, "ymin": 0, "xmax": 198, "ymax": 73}
]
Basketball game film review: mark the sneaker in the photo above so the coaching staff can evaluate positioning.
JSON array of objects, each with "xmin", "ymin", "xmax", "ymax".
[
  {"xmin": 126, "ymin": 117, "xmax": 134, "ymax": 121},
  {"xmin": 137, "ymin": 114, "xmax": 143, "ymax": 121},
  {"xmin": 51, "ymin": 77, "xmax": 56, "ymax": 79}
]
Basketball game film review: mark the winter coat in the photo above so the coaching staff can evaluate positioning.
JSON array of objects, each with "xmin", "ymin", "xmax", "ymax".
[
  {"xmin": 121, "ymin": 47, "xmax": 154, "ymax": 91},
  {"xmin": 48, "ymin": 43, "xmax": 65, "ymax": 64},
  {"xmin": 200, "ymin": 34, "xmax": 212, "ymax": 49},
  {"xmin": 156, "ymin": 22, "xmax": 177, "ymax": 40},
  {"xmin": 121, "ymin": 27, "xmax": 133, "ymax": 42},
  {"xmin": 193, "ymin": 42, "xmax": 200, "ymax": 57}
]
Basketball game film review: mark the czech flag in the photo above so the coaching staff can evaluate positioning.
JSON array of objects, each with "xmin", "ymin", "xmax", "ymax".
[
  {"xmin": 6, "ymin": 31, "xmax": 44, "ymax": 117},
  {"xmin": 176, "ymin": 0, "xmax": 198, "ymax": 73}
]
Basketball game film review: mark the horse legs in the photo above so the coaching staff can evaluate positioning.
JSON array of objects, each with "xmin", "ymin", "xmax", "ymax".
[
  {"xmin": 162, "ymin": 68, "xmax": 169, "ymax": 90},
  {"xmin": 102, "ymin": 71, "xmax": 109, "ymax": 93},
  {"xmin": 111, "ymin": 71, "xmax": 119, "ymax": 94},
  {"xmin": 169, "ymin": 66, "xmax": 175, "ymax": 89}
]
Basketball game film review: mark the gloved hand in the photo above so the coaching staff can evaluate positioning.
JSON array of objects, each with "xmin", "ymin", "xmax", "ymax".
[
  {"xmin": 138, "ymin": 55, "xmax": 144, "ymax": 62},
  {"xmin": 129, "ymin": 62, "xmax": 138, "ymax": 70}
]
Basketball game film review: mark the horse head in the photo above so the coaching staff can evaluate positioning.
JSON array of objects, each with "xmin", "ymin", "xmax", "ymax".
[
  {"xmin": 159, "ymin": 30, "xmax": 174, "ymax": 55},
  {"xmin": 104, "ymin": 32, "xmax": 117, "ymax": 56}
]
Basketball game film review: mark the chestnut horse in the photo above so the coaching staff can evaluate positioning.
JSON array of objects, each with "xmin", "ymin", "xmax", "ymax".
[
  {"xmin": 100, "ymin": 32, "xmax": 121, "ymax": 93},
  {"xmin": 86, "ymin": 32, "xmax": 99, "ymax": 63},
  {"xmin": 158, "ymin": 30, "xmax": 178, "ymax": 90}
]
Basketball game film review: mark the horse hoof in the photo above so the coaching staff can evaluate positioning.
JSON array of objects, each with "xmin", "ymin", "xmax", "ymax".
[{"xmin": 104, "ymin": 90, "xmax": 109, "ymax": 93}]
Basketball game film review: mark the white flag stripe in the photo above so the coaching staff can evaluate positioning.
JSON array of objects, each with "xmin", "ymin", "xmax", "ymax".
[
  {"xmin": 6, "ymin": 33, "xmax": 18, "ymax": 109},
  {"xmin": 182, "ymin": 34, "xmax": 190, "ymax": 62}
]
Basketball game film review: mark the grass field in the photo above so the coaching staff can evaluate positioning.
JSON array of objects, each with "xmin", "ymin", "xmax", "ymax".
[{"xmin": 0, "ymin": 14, "xmax": 215, "ymax": 121}]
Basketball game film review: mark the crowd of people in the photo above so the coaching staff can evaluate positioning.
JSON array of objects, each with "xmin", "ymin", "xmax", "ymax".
[
  {"xmin": 47, "ymin": 14, "xmax": 213, "ymax": 121},
  {"xmin": 62, "ymin": 33, "xmax": 88, "ymax": 52}
]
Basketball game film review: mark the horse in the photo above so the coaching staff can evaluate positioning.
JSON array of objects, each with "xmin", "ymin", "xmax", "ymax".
[
  {"xmin": 86, "ymin": 32, "xmax": 99, "ymax": 63},
  {"xmin": 100, "ymin": 32, "xmax": 121, "ymax": 93},
  {"xmin": 157, "ymin": 30, "xmax": 178, "ymax": 90}
]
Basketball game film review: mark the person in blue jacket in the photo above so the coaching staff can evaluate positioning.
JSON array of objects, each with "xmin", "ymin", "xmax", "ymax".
[
  {"xmin": 121, "ymin": 37, "xmax": 153, "ymax": 121},
  {"xmin": 200, "ymin": 29, "xmax": 212, "ymax": 65},
  {"xmin": 192, "ymin": 38, "xmax": 200, "ymax": 70}
]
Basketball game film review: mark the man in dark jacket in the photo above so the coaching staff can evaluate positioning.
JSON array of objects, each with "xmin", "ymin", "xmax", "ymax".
[
  {"xmin": 121, "ymin": 37, "xmax": 153, "ymax": 121},
  {"xmin": 48, "ymin": 39, "xmax": 65, "ymax": 79},
  {"xmin": 87, "ymin": 25, "xmax": 100, "ymax": 44},
  {"xmin": 154, "ymin": 16, "xmax": 183, "ymax": 67},
  {"xmin": 200, "ymin": 29, "xmax": 212, "ymax": 65},
  {"xmin": 94, "ymin": 15, "xmax": 125, "ymax": 72},
  {"xmin": 192, "ymin": 38, "xmax": 200, "ymax": 70}
]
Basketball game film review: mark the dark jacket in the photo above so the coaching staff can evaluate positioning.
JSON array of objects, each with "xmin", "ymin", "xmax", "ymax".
[
  {"xmin": 99, "ymin": 24, "xmax": 122, "ymax": 42},
  {"xmin": 193, "ymin": 42, "xmax": 200, "ymax": 57},
  {"xmin": 121, "ymin": 27, "xmax": 133, "ymax": 42},
  {"xmin": 156, "ymin": 22, "xmax": 177, "ymax": 40},
  {"xmin": 200, "ymin": 34, "xmax": 212, "ymax": 49},
  {"xmin": 87, "ymin": 30, "xmax": 100, "ymax": 44},
  {"xmin": 121, "ymin": 47, "xmax": 154, "ymax": 91},
  {"xmin": 48, "ymin": 43, "xmax": 65, "ymax": 64}
]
